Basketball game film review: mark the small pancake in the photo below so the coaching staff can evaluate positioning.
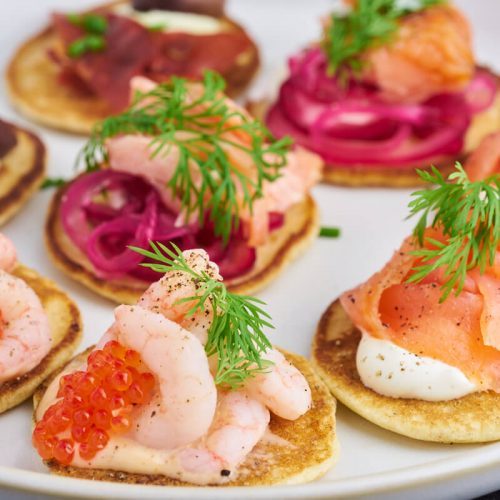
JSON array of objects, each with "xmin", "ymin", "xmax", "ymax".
[
  {"xmin": 248, "ymin": 81, "xmax": 500, "ymax": 188},
  {"xmin": 311, "ymin": 299, "xmax": 500, "ymax": 443},
  {"xmin": 0, "ymin": 264, "xmax": 82, "ymax": 414},
  {"xmin": 0, "ymin": 121, "xmax": 46, "ymax": 226},
  {"xmin": 33, "ymin": 348, "xmax": 338, "ymax": 486},
  {"xmin": 45, "ymin": 183, "xmax": 319, "ymax": 303},
  {"xmin": 6, "ymin": 1, "xmax": 260, "ymax": 135}
]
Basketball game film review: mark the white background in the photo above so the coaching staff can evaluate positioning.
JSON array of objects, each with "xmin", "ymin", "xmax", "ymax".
[{"xmin": 0, "ymin": 0, "xmax": 499, "ymax": 498}]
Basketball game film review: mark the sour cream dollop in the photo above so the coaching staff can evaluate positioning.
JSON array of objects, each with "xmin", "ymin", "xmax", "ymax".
[
  {"xmin": 356, "ymin": 331, "xmax": 477, "ymax": 401},
  {"xmin": 114, "ymin": 5, "xmax": 223, "ymax": 35}
]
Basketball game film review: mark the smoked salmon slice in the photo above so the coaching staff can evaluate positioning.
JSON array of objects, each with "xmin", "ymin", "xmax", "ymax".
[
  {"xmin": 365, "ymin": 4, "xmax": 474, "ymax": 103},
  {"xmin": 106, "ymin": 78, "xmax": 322, "ymax": 247},
  {"xmin": 341, "ymin": 233, "xmax": 500, "ymax": 392}
]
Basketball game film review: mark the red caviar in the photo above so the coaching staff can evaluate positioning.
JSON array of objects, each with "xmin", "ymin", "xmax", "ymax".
[{"xmin": 32, "ymin": 341, "xmax": 155, "ymax": 465}]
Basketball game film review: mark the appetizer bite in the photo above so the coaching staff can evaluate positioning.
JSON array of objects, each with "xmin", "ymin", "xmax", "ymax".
[
  {"xmin": 265, "ymin": 0, "xmax": 500, "ymax": 187},
  {"xmin": 45, "ymin": 72, "xmax": 322, "ymax": 304},
  {"xmin": 7, "ymin": 0, "xmax": 259, "ymax": 134},
  {"xmin": 312, "ymin": 164, "xmax": 500, "ymax": 442},
  {"xmin": 0, "ymin": 119, "xmax": 46, "ymax": 225},
  {"xmin": 0, "ymin": 233, "xmax": 81, "ymax": 414},
  {"xmin": 33, "ymin": 246, "xmax": 337, "ymax": 485}
]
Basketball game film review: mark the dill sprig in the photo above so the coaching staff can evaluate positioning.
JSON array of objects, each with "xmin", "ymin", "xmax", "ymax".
[
  {"xmin": 407, "ymin": 164, "xmax": 500, "ymax": 301},
  {"xmin": 80, "ymin": 71, "xmax": 292, "ymax": 244},
  {"xmin": 323, "ymin": 0, "xmax": 444, "ymax": 78},
  {"xmin": 129, "ymin": 242, "xmax": 274, "ymax": 389}
]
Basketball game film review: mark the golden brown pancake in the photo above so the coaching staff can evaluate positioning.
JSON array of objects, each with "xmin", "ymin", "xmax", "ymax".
[
  {"xmin": 0, "ymin": 120, "xmax": 46, "ymax": 226},
  {"xmin": 0, "ymin": 264, "xmax": 82, "ymax": 414},
  {"xmin": 311, "ymin": 299, "xmax": 500, "ymax": 443},
  {"xmin": 33, "ymin": 349, "xmax": 338, "ymax": 486},
  {"xmin": 6, "ymin": 1, "xmax": 260, "ymax": 135},
  {"xmin": 45, "ymin": 182, "xmax": 319, "ymax": 303},
  {"xmin": 248, "ymin": 82, "xmax": 500, "ymax": 188}
]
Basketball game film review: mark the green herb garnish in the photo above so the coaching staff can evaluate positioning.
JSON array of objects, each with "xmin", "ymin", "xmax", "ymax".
[
  {"xmin": 41, "ymin": 177, "xmax": 67, "ymax": 190},
  {"xmin": 81, "ymin": 71, "xmax": 292, "ymax": 244},
  {"xmin": 407, "ymin": 164, "xmax": 500, "ymax": 301},
  {"xmin": 146, "ymin": 22, "xmax": 168, "ymax": 32},
  {"xmin": 323, "ymin": 0, "xmax": 444, "ymax": 78},
  {"xmin": 319, "ymin": 226, "xmax": 341, "ymax": 238},
  {"xmin": 130, "ymin": 242, "xmax": 274, "ymax": 389},
  {"xmin": 66, "ymin": 13, "xmax": 108, "ymax": 58}
]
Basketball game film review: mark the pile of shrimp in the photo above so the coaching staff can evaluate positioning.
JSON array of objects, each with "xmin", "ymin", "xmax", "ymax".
[
  {"xmin": 94, "ymin": 249, "xmax": 312, "ymax": 481},
  {"xmin": 0, "ymin": 234, "xmax": 51, "ymax": 383}
]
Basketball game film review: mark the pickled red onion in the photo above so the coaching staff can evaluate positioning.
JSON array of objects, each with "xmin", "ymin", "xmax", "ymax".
[
  {"xmin": 60, "ymin": 171, "xmax": 280, "ymax": 281},
  {"xmin": 267, "ymin": 48, "xmax": 497, "ymax": 168}
]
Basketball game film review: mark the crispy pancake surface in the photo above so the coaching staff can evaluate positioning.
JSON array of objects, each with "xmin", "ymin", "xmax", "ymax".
[
  {"xmin": 311, "ymin": 299, "xmax": 500, "ymax": 443},
  {"xmin": 6, "ymin": 2, "xmax": 259, "ymax": 134},
  {"xmin": 248, "ymin": 85, "xmax": 500, "ymax": 188},
  {"xmin": 0, "ymin": 264, "xmax": 82, "ymax": 414},
  {"xmin": 34, "ymin": 349, "xmax": 337, "ymax": 486},
  {"xmin": 0, "ymin": 122, "xmax": 46, "ymax": 226},
  {"xmin": 45, "ymin": 185, "xmax": 319, "ymax": 303}
]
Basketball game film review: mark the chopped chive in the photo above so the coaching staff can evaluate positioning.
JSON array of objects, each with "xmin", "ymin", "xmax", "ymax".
[
  {"xmin": 147, "ymin": 22, "xmax": 168, "ymax": 32},
  {"xmin": 82, "ymin": 14, "xmax": 108, "ymax": 35},
  {"xmin": 41, "ymin": 177, "xmax": 67, "ymax": 190},
  {"xmin": 67, "ymin": 38, "xmax": 88, "ymax": 58},
  {"xmin": 67, "ymin": 13, "xmax": 82, "ymax": 26},
  {"xmin": 319, "ymin": 226, "xmax": 341, "ymax": 238},
  {"xmin": 67, "ymin": 34, "xmax": 106, "ymax": 58},
  {"xmin": 85, "ymin": 34, "xmax": 106, "ymax": 52}
]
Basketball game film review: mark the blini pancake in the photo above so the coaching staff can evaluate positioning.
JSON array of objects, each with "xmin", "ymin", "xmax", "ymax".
[
  {"xmin": 311, "ymin": 299, "xmax": 500, "ymax": 443},
  {"xmin": 6, "ymin": 2, "xmax": 260, "ymax": 135},
  {"xmin": 0, "ymin": 264, "xmax": 82, "ymax": 414},
  {"xmin": 33, "ymin": 349, "xmax": 338, "ymax": 486},
  {"xmin": 0, "ymin": 121, "xmax": 46, "ymax": 225}
]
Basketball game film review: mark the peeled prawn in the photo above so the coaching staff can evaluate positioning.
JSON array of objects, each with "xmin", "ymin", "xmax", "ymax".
[
  {"xmin": 242, "ymin": 348, "xmax": 312, "ymax": 420},
  {"xmin": 0, "ymin": 233, "xmax": 16, "ymax": 272},
  {"xmin": 112, "ymin": 304, "xmax": 217, "ymax": 450},
  {"xmin": 177, "ymin": 390, "xmax": 270, "ymax": 476},
  {"xmin": 0, "ymin": 270, "xmax": 51, "ymax": 382},
  {"xmin": 139, "ymin": 249, "xmax": 220, "ymax": 344},
  {"xmin": 464, "ymin": 131, "xmax": 500, "ymax": 181}
]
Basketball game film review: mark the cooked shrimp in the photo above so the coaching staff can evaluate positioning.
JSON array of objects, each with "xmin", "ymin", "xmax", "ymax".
[
  {"xmin": 139, "ymin": 249, "xmax": 220, "ymax": 344},
  {"xmin": 464, "ymin": 131, "xmax": 500, "ymax": 181},
  {"xmin": 140, "ymin": 249, "xmax": 311, "ymax": 420},
  {"xmin": 0, "ymin": 233, "xmax": 16, "ymax": 272},
  {"xmin": 366, "ymin": 4, "xmax": 474, "ymax": 103},
  {"xmin": 0, "ymin": 270, "xmax": 51, "ymax": 382},
  {"xmin": 112, "ymin": 304, "xmax": 217, "ymax": 449},
  {"xmin": 242, "ymin": 348, "xmax": 312, "ymax": 420},
  {"xmin": 177, "ymin": 390, "xmax": 270, "ymax": 475}
]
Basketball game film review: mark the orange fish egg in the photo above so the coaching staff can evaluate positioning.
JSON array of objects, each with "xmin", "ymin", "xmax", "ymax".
[{"xmin": 33, "ymin": 341, "xmax": 156, "ymax": 464}]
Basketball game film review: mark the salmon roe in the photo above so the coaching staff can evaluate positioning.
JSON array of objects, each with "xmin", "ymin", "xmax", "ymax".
[{"xmin": 32, "ymin": 341, "xmax": 155, "ymax": 465}]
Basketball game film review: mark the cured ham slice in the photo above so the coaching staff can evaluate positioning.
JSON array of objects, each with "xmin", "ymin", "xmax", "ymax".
[{"xmin": 51, "ymin": 11, "xmax": 254, "ymax": 111}]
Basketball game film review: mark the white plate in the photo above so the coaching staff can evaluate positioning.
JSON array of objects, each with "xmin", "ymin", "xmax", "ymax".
[{"xmin": 0, "ymin": 0, "xmax": 499, "ymax": 498}]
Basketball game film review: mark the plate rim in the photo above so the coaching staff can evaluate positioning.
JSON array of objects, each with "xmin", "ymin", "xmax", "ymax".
[{"xmin": 1, "ymin": 441, "xmax": 498, "ymax": 499}]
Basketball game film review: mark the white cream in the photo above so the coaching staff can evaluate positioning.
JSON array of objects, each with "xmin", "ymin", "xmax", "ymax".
[
  {"xmin": 356, "ymin": 331, "xmax": 478, "ymax": 401},
  {"xmin": 113, "ymin": 5, "xmax": 223, "ymax": 35},
  {"xmin": 36, "ymin": 361, "xmax": 231, "ymax": 485}
]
